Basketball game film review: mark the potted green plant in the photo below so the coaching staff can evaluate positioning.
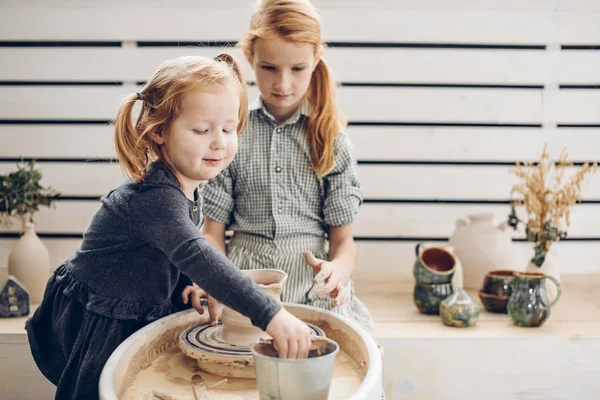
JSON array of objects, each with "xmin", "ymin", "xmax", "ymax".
[{"xmin": 0, "ymin": 161, "xmax": 58, "ymax": 303}]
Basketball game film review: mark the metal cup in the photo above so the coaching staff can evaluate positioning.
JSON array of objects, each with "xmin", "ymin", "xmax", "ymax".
[{"xmin": 250, "ymin": 337, "xmax": 339, "ymax": 400}]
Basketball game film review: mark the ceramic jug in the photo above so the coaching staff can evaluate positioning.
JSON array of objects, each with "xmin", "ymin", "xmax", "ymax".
[{"xmin": 507, "ymin": 272, "xmax": 562, "ymax": 327}]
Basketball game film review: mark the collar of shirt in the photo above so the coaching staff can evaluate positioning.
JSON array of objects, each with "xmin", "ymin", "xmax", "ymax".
[
  {"xmin": 249, "ymin": 96, "xmax": 310, "ymax": 126},
  {"xmin": 145, "ymin": 161, "xmax": 200, "ymax": 201}
]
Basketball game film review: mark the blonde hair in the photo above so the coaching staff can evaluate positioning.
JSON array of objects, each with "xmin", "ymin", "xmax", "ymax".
[
  {"xmin": 240, "ymin": 0, "xmax": 345, "ymax": 176},
  {"xmin": 114, "ymin": 53, "xmax": 248, "ymax": 182}
]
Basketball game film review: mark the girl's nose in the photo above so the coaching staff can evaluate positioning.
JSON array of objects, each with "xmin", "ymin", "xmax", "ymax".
[
  {"xmin": 210, "ymin": 132, "xmax": 226, "ymax": 150},
  {"xmin": 276, "ymin": 71, "xmax": 291, "ymax": 91}
]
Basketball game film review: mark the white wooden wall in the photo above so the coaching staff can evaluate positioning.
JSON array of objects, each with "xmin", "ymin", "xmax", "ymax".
[{"xmin": 0, "ymin": 0, "xmax": 599, "ymax": 281}]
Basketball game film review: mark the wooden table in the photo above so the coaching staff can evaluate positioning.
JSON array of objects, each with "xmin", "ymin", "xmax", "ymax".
[
  {"xmin": 2, "ymin": 273, "xmax": 599, "ymax": 399},
  {"xmin": 355, "ymin": 273, "xmax": 600, "ymax": 399}
]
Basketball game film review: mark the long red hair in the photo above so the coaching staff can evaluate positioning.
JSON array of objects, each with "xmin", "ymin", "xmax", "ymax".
[{"xmin": 240, "ymin": 0, "xmax": 345, "ymax": 176}]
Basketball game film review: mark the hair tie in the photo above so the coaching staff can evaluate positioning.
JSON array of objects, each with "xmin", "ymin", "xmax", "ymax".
[{"xmin": 136, "ymin": 92, "xmax": 144, "ymax": 101}]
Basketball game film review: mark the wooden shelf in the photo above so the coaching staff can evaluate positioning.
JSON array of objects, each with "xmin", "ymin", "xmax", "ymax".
[
  {"xmin": 354, "ymin": 273, "xmax": 600, "ymax": 339},
  {"xmin": 3, "ymin": 274, "xmax": 599, "ymax": 342}
]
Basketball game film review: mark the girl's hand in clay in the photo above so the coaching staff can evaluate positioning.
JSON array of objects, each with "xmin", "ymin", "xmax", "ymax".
[
  {"xmin": 304, "ymin": 251, "xmax": 348, "ymax": 307},
  {"xmin": 182, "ymin": 285, "xmax": 219, "ymax": 326},
  {"xmin": 265, "ymin": 308, "xmax": 311, "ymax": 359}
]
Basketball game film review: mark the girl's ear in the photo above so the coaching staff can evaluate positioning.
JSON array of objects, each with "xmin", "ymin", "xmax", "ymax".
[{"xmin": 150, "ymin": 130, "xmax": 165, "ymax": 145}]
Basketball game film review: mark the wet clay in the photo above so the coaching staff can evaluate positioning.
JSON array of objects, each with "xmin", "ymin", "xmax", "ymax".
[{"xmin": 121, "ymin": 341, "xmax": 363, "ymax": 400}]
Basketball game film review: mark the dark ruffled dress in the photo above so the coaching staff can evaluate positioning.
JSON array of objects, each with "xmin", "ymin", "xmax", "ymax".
[{"xmin": 26, "ymin": 162, "xmax": 280, "ymax": 400}]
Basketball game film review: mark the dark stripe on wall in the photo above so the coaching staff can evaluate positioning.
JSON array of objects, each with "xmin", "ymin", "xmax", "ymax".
[
  {"xmin": 0, "ymin": 81, "xmax": 544, "ymax": 89},
  {"xmin": 363, "ymin": 198, "xmax": 600, "ymax": 204},
  {"xmin": 0, "ymin": 120, "xmax": 544, "ymax": 127},
  {"xmin": 53, "ymin": 196, "xmax": 102, "ymax": 201},
  {"xmin": 327, "ymin": 42, "xmax": 546, "ymax": 50},
  {"xmin": 0, "ymin": 158, "xmax": 117, "ymax": 163},
  {"xmin": 0, "ymin": 120, "xmax": 112, "ymax": 125},
  {"xmin": 3, "ymin": 158, "xmax": 597, "ymax": 166},
  {"xmin": 41, "ymin": 197, "xmax": 600, "ymax": 205},
  {"xmin": 1, "ymin": 232, "xmax": 598, "ymax": 242},
  {"xmin": 557, "ymin": 124, "xmax": 600, "ymax": 128},
  {"xmin": 353, "ymin": 236, "xmax": 600, "ymax": 242},
  {"xmin": 341, "ymin": 83, "xmax": 545, "ymax": 89},
  {"xmin": 348, "ymin": 122, "xmax": 542, "ymax": 128},
  {"xmin": 136, "ymin": 41, "xmax": 547, "ymax": 50},
  {"xmin": 559, "ymin": 84, "xmax": 600, "ymax": 89},
  {"xmin": 0, "ymin": 81, "xmax": 123, "ymax": 86},
  {"xmin": 357, "ymin": 160, "xmax": 599, "ymax": 166},
  {"xmin": 0, "ymin": 41, "xmax": 122, "ymax": 47},
  {"xmin": 561, "ymin": 45, "xmax": 600, "ymax": 50},
  {"xmin": 137, "ymin": 41, "xmax": 237, "ymax": 47},
  {"xmin": 0, "ymin": 40, "xmax": 549, "ymax": 50}
]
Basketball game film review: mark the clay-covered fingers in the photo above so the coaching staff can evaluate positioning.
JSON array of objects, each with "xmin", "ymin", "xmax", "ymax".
[
  {"xmin": 265, "ymin": 308, "xmax": 311, "ymax": 359},
  {"xmin": 304, "ymin": 251, "xmax": 324, "ymax": 275},
  {"xmin": 313, "ymin": 265, "xmax": 332, "ymax": 285},
  {"xmin": 287, "ymin": 337, "xmax": 299, "ymax": 359},
  {"xmin": 181, "ymin": 285, "xmax": 196, "ymax": 303},
  {"xmin": 332, "ymin": 282, "xmax": 347, "ymax": 307},
  {"xmin": 316, "ymin": 271, "xmax": 339, "ymax": 297},
  {"xmin": 298, "ymin": 332, "xmax": 312, "ymax": 359},
  {"xmin": 190, "ymin": 291, "xmax": 204, "ymax": 315},
  {"xmin": 207, "ymin": 295, "xmax": 219, "ymax": 326}
]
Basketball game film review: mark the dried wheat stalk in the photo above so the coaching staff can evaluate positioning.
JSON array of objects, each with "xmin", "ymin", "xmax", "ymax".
[{"xmin": 510, "ymin": 143, "xmax": 597, "ymax": 265}]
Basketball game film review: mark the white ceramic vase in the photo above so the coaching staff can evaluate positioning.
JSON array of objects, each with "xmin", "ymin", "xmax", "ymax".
[
  {"xmin": 525, "ymin": 247, "xmax": 560, "ymax": 302},
  {"xmin": 449, "ymin": 213, "xmax": 514, "ymax": 290},
  {"xmin": 8, "ymin": 220, "xmax": 51, "ymax": 303}
]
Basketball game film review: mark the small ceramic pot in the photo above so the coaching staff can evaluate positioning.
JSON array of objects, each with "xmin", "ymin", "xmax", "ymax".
[
  {"xmin": 478, "ymin": 291, "xmax": 510, "ymax": 313},
  {"xmin": 440, "ymin": 288, "xmax": 480, "ymax": 327},
  {"xmin": 482, "ymin": 269, "xmax": 516, "ymax": 297},
  {"xmin": 413, "ymin": 282, "xmax": 453, "ymax": 315},
  {"xmin": 413, "ymin": 243, "xmax": 456, "ymax": 285}
]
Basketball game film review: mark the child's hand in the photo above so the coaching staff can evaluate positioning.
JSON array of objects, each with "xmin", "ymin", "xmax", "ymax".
[
  {"xmin": 265, "ymin": 308, "xmax": 312, "ymax": 359},
  {"xmin": 304, "ymin": 251, "xmax": 348, "ymax": 307},
  {"xmin": 181, "ymin": 284, "xmax": 219, "ymax": 326}
]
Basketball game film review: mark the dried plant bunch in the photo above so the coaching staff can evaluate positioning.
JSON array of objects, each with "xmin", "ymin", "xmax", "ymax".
[{"xmin": 509, "ymin": 144, "xmax": 597, "ymax": 266}]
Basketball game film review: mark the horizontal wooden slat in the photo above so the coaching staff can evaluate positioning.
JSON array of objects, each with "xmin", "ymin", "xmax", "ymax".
[
  {"xmin": 2, "ymin": 201, "xmax": 599, "ymax": 239},
  {"xmin": 556, "ymin": 10, "xmax": 600, "ymax": 44},
  {"xmin": 348, "ymin": 127, "xmax": 600, "ymax": 162},
  {"xmin": 4, "ymin": 125, "xmax": 600, "ymax": 163},
  {"xmin": 0, "ymin": 162, "xmax": 598, "ymax": 201},
  {"xmin": 0, "ymin": 86, "xmax": 546, "ymax": 124},
  {"xmin": 0, "ymin": 125, "xmax": 115, "ymax": 158},
  {"xmin": 555, "ymin": 91, "xmax": 600, "ymax": 124},
  {"xmin": 359, "ymin": 164, "xmax": 600, "ymax": 200},
  {"xmin": 0, "ymin": 47, "xmax": 551, "ymax": 85},
  {"xmin": 2, "ymin": 1, "xmax": 599, "ymax": 44},
  {"xmin": 0, "ymin": 238, "xmax": 597, "ymax": 276},
  {"xmin": 0, "ymin": 2, "xmax": 553, "ymax": 43},
  {"xmin": 557, "ymin": 51, "xmax": 600, "ymax": 84},
  {"xmin": 0, "ymin": 201, "xmax": 101, "ymax": 234},
  {"xmin": 353, "ymin": 203, "xmax": 600, "ymax": 238},
  {"xmin": 0, "ymin": 162, "xmax": 124, "ymax": 197}
]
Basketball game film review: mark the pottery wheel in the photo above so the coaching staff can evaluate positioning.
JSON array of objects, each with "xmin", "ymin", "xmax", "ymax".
[
  {"xmin": 180, "ymin": 321, "xmax": 325, "ymax": 357},
  {"xmin": 178, "ymin": 321, "xmax": 326, "ymax": 378}
]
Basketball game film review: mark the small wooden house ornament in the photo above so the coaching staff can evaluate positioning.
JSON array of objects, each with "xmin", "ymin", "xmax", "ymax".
[{"xmin": 0, "ymin": 275, "xmax": 30, "ymax": 318}]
